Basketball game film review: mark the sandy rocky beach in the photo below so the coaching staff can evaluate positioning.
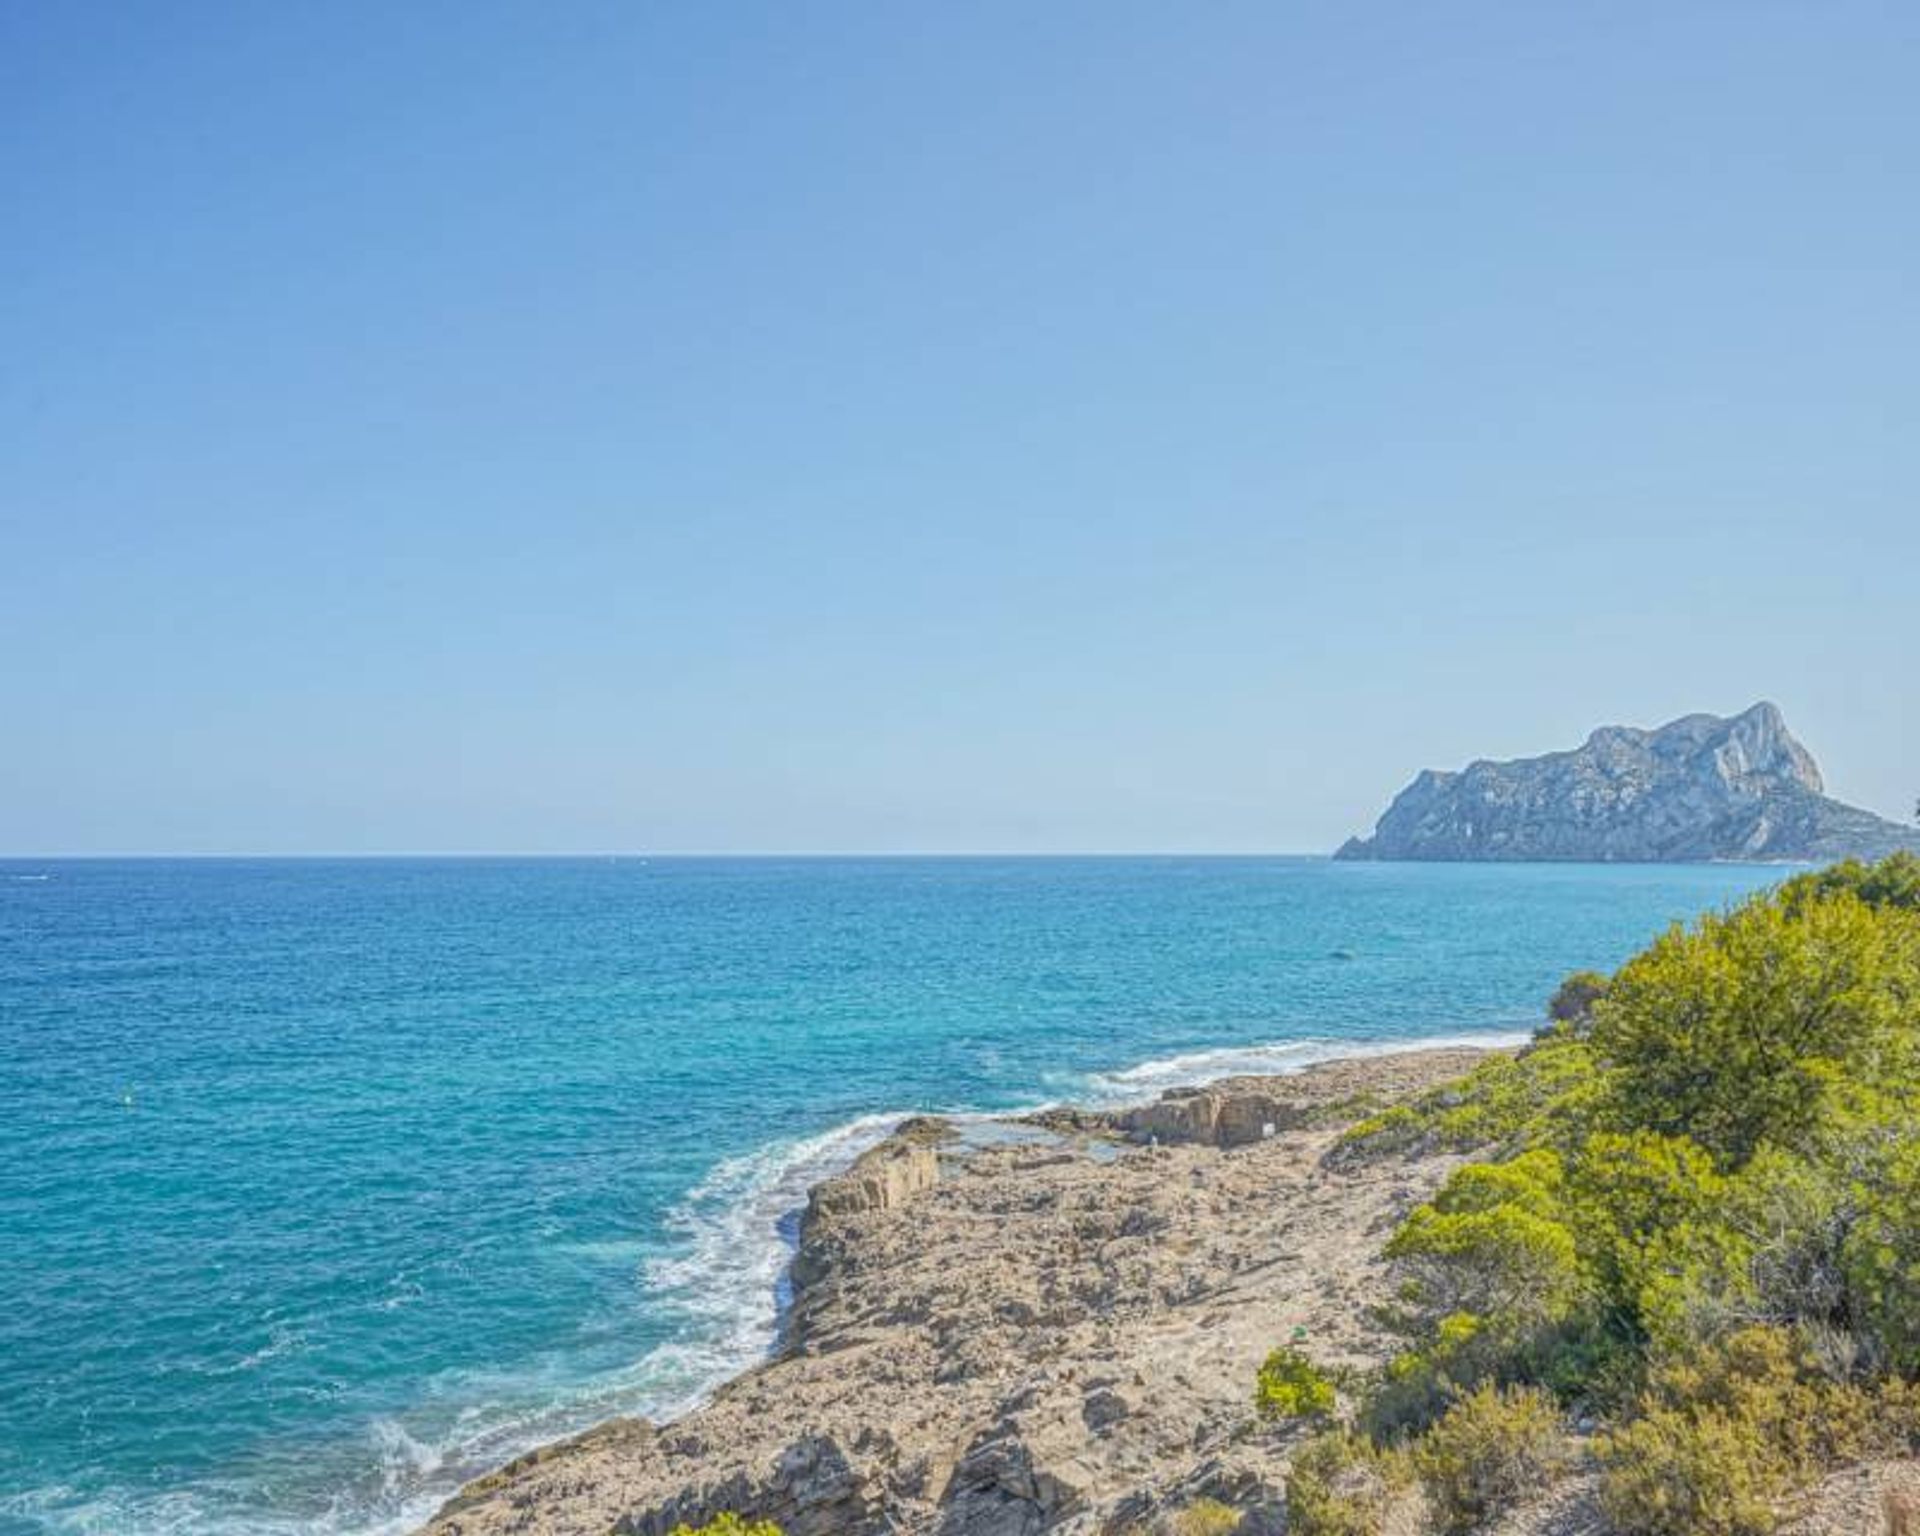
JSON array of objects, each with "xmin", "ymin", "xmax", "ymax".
[{"xmin": 416, "ymin": 1047, "xmax": 1915, "ymax": 1536}]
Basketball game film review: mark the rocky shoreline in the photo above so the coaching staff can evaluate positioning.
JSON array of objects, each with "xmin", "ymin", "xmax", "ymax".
[
  {"xmin": 412, "ymin": 1040, "xmax": 1920, "ymax": 1536},
  {"xmin": 415, "ymin": 1046, "xmax": 1494, "ymax": 1536}
]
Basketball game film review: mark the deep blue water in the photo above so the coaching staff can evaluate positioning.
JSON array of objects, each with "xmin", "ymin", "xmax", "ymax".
[{"xmin": 0, "ymin": 856, "xmax": 1787, "ymax": 1536}]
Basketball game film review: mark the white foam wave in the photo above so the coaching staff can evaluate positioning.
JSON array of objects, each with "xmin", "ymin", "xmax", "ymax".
[
  {"xmin": 0, "ymin": 1484, "xmax": 214, "ymax": 1536},
  {"xmin": 369, "ymin": 1418, "xmax": 446, "ymax": 1489},
  {"xmin": 1078, "ymin": 1029, "xmax": 1533, "ymax": 1104},
  {"xmin": 7, "ymin": 1031, "xmax": 1528, "ymax": 1536},
  {"xmin": 638, "ymin": 1110, "xmax": 908, "ymax": 1414}
]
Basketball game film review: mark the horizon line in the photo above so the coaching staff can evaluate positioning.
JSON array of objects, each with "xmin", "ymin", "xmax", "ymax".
[{"xmin": 0, "ymin": 848, "xmax": 1341, "ymax": 861}]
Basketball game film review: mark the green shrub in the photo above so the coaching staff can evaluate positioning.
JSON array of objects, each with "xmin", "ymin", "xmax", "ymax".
[
  {"xmin": 1872, "ymin": 1376, "xmax": 1920, "ymax": 1454},
  {"xmin": 668, "ymin": 1517, "xmax": 783, "ymax": 1536},
  {"xmin": 1592, "ymin": 891, "xmax": 1920, "ymax": 1168},
  {"xmin": 1254, "ymin": 1346, "xmax": 1336, "ymax": 1420},
  {"xmin": 1365, "ymin": 1311, "xmax": 1491, "ymax": 1437},
  {"xmin": 1713, "ymin": 1096, "xmax": 1920, "ymax": 1375},
  {"xmin": 1597, "ymin": 1398, "xmax": 1791, "ymax": 1536},
  {"xmin": 1782, "ymin": 850, "xmax": 1920, "ymax": 913},
  {"xmin": 1431, "ymin": 1147, "xmax": 1566, "ymax": 1216},
  {"xmin": 1719, "ymin": 1146, "xmax": 1847, "ymax": 1330},
  {"xmin": 1413, "ymin": 1382, "xmax": 1567, "ymax": 1532},
  {"xmin": 1284, "ymin": 1430, "xmax": 1409, "ymax": 1536},
  {"xmin": 1167, "ymin": 1497, "xmax": 1240, "ymax": 1536},
  {"xmin": 1563, "ymin": 1129, "xmax": 1740, "ymax": 1348},
  {"xmin": 1369, "ymin": 1149, "xmax": 1590, "ymax": 1432},
  {"xmin": 1384, "ymin": 1183, "xmax": 1584, "ymax": 1332},
  {"xmin": 1841, "ymin": 1135, "xmax": 1920, "ymax": 1374},
  {"xmin": 1421, "ymin": 1037, "xmax": 1605, "ymax": 1152},
  {"xmin": 1594, "ymin": 1327, "xmax": 1871, "ymax": 1536},
  {"xmin": 1548, "ymin": 969, "xmax": 1611, "ymax": 1028}
]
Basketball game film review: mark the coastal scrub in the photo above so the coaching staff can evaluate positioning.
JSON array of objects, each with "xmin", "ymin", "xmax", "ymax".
[{"xmin": 1284, "ymin": 855, "xmax": 1920, "ymax": 1530}]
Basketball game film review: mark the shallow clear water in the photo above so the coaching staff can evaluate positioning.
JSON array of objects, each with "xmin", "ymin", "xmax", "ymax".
[{"xmin": 0, "ymin": 856, "xmax": 1785, "ymax": 1535}]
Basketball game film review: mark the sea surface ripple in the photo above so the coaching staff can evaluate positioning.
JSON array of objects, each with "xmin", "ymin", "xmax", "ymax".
[{"xmin": 0, "ymin": 856, "xmax": 1785, "ymax": 1535}]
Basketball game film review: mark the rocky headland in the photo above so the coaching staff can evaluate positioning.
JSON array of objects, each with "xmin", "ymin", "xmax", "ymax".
[
  {"xmin": 1337, "ymin": 702, "xmax": 1919, "ymax": 863},
  {"xmin": 416, "ymin": 1044, "xmax": 1919, "ymax": 1536},
  {"xmin": 417, "ymin": 1048, "xmax": 1489, "ymax": 1536}
]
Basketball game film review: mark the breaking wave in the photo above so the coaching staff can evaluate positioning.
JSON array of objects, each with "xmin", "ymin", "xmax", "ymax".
[{"xmin": 5, "ymin": 1031, "xmax": 1524, "ymax": 1536}]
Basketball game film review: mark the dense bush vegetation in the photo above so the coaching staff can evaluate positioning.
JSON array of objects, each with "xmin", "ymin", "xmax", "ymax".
[
  {"xmin": 1414, "ymin": 1382, "xmax": 1567, "ymax": 1531},
  {"xmin": 1276, "ymin": 855, "xmax": 1920, "ymax": 1532},
  {"xmin": 1592, "ymin": 1326, "xmax": 1871, "ymax": 1536},
  {"xmin": 1282, "ymin": 1429, "xmax": 1410, "ymax": 1536},
  {"xmin": 1594, "ymin": 893, "xmax": 1918, "ymax": 1166}
]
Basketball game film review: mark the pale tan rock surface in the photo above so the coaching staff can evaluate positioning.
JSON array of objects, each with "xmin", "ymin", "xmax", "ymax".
[
  {"xmin": 1783, "ymin": 1458, "xmax": 1920, "ymax": 1535},
  {"xmin": 418, "ymin": 1049, "xmax": 1487, "ymax": 1536}
]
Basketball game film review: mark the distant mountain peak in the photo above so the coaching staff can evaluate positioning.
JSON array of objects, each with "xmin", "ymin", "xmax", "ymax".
[{"xmin": 1337, "ymin": 704, "xmax": 1911, "ymax": 863}]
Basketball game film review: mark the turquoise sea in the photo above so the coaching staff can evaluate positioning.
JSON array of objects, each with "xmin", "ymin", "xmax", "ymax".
[{"xmin": 1, "ymin": 856, "xmax": 1788, "ymax": 1536}]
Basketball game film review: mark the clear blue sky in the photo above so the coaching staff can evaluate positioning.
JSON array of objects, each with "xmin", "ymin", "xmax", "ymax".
[{"xmin": 4, "ymin": 3, "xmax": 1915, "ymax": 854}]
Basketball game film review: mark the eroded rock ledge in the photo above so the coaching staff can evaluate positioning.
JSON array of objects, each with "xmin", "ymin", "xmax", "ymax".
[{"xmin": 418, "ymin": 1048, "xmax": 1493, "ymax": 1536}]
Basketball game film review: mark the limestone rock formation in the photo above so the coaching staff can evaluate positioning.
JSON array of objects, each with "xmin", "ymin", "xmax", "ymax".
[
  {"xmin": 415, "ymin": 1049, "xmax": 1494, "ymax": 1536},
  {"xmin": 1337, "ymin": 702, "xmax": 1918, "ymax": 863},
  {"xmin": 792, "ymin": 1122, "xmax": 947, "ymax": 1290},
  {"xmin": 1106, "ymin": 1080, "xmax": 1350, "ymax": 1148}
]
